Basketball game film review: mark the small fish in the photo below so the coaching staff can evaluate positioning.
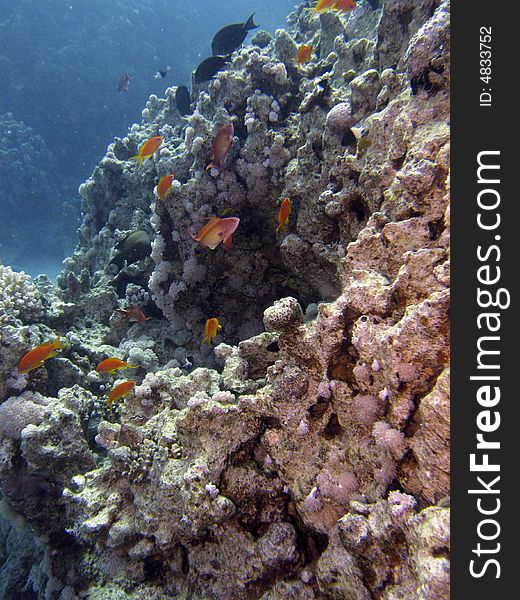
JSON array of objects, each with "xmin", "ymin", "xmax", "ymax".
[
  {"xmin": 155, "ymin": 173, "xmax": 174, "ymax": 200},
  {"xmin": 194, "ymin": 55, "xmax": 232, "ymax": 84},
  {"xmin": 296, "ymin": 44, "xmax": 313, "ymax": 65},
  {"xmin": 117, "ymin": 70, "xmax": 133, "ymax": 92},
  {"xmin": 276, "ymin": 198, "xmax": 292, "ymax": 233},
  {"xmin": 207, "ymin": 123, "xmax": 234, "ymax": 172},
  {"xmin": 175, "ymin": 85, "xmax": 192, "ymax": 115},
  {"xmin": 131, "ymin": 136, "xmax": 163, "ymax": 167},
  {"xmin": 202, "ymin": 318, "xmax": 222, "ymax": 347},
  {"xmin": 334, "ymin": 0, "xmax": 357, "ymax": 12},
  {"xmin": 190, "ymin": 216, "xmax": 240, "ymax": 250},
  {"xmin": 116, "ymin": 304, "xmax": 151, "ymax": 324},
  {"xmin": 211, "ymin": 14, "xmax": 258, "ymax": 56},
  {"xmin": 107, "ymin": 380, "xmax": 136, "ymax": 408},
  {"xmin": 96, "ymin": 358, "xmax": 138, "ymax": 374},
  {"xmin": 313, "ymin": 0, "xmax": 336, "ymax": 12},
  {"xmin": 18, "ymin": 337, "xmax": 66, "ymax": 373},
  {"xmin": 154, "ymin": 67, "xmax": 170, "ymax": 79}
]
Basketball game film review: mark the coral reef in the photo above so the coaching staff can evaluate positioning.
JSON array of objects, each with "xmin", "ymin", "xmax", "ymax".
[{"xmin": 0, "ymin": 0, "xmax": 450, "ymax": 597}]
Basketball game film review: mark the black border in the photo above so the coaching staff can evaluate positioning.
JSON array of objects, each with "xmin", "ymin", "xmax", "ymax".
[{"xmin": 452, "ymin": 0, "xmax": 515, "ymax": 595}]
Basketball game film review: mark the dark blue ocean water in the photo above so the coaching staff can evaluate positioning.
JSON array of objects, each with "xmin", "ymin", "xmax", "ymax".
[{"xmin": 0, "ymin": 0, "xmax": 296, "ymax": 279}]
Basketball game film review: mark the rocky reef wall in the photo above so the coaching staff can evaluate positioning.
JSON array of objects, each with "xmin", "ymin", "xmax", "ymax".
[{"xmin": 0, "ymin": 0, "xmax": 450, "ymax": 597}]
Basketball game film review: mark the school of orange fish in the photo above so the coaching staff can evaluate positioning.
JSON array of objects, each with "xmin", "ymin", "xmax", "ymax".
[{"xmin": 18, "ymin": 0, "xmax": 357, "ymax": 408}]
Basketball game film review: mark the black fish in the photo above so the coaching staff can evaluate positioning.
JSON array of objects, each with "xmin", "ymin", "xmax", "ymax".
[
  {"xmin": 175, "ymin": 85, "xmax": 192, "ymax": 115},
  {"xmin": 193, "ymin": 55, "xmax": 232, "ymax": 84},
  {"xmin": 108, "ymin": 230, "xmax": 151, "ymax": 269},
  {"xmin": 154, "ymin": 66, "xmax": 170, "ymax": 80},
  {"xmin": 211, "ymin": 14, "xmax": 258, "ymax": 56}
]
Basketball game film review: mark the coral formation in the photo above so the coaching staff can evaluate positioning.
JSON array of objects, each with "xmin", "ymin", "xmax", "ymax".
[{"xmin": 0, "ymin": 0, "xmax": 450, "ymax": 597}]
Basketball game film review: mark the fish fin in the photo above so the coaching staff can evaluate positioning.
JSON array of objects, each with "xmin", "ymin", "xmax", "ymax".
[
  {"xmin": 19, "ymin": 361, "xmax": 43, "ymax": 374},
  {"xmin": 244, "ymin": 14, "xmax": 258, "ymax": 30},
  {"xmin": 50, "ymin": 336, "xmax": 66, "ymax": 350},
  {"xmin": 223, "ymin": 235, "xmax": 233, "ymax": 250}
]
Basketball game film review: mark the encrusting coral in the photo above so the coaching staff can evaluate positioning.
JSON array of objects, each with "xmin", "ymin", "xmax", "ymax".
[{"xmin": 0, "ymin": 0, "xmax": 450, "ymax": 597}]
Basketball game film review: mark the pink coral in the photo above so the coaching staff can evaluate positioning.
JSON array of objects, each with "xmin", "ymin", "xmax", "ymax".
[
  {"xmin": 372, "ymin": 421, "xmax": 406, "ymax": 460},
  {"xmin": 316, "ymin": 468, "xmax": 359, "ymax": 504}
]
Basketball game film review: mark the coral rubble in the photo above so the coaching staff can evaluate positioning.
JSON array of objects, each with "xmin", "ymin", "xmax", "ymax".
[{"xmin": 0, "ymin": 0, "xmax": 450, "ymax": 597}]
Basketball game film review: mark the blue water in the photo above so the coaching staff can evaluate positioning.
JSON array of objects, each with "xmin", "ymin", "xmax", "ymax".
[{"xmin": 0, "ymin": 0, "xmax": 296, "ymax": 278}]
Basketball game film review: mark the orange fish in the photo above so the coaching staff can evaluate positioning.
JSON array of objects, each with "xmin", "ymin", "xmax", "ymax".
[
  {"xmin": 116, "ymin": 305, "xmax": 151, "ymax": 324},
  {"xmin": 334, "ymin": 0, "xmax": 356, "ymax": 11},
  {"xmin": 313, "ymin": 0, "xmax": 336, "ymax": 12},
  {"xmin": 18, "ymin": 337, "xmax": 66, "ymax": 373},
  {"xmin": 296, "ymin": 44, "xmax": 313, "ymax": 65},
  {"xmin": 155, "ymin": 173, "xmax": 174, "ymax": 200},
  {"xmin": 189, "ymin": 216, "xmax": 240, "ymax": 250},
  {"xmin": 96, "ymin": 358, "xmax": 138, "ymax": 374},
  {"xmin": 131, "ymin": 136, "xmax": 163, "ymax": 167},
  {"xmin": 202, "ymin": 318, "xmax": 222, "ymax": 347},
  {"xmin": 276, "ymin": 198, "xmax": 292, "ymax": 233},
  {"xmin": 107, "ymin": 380, "xmax": 136, "ymax": 408},
  {"xmin": 206, "ymin": 123, "xmax": 234, "ymax": 172}
]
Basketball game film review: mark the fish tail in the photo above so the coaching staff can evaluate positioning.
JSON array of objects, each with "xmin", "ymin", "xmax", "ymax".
[
  {"xmin": 244, "ymin": 13, "xmax": 258, "ymax": 30},
  {"xmin": 130, "ymin": 154, "xmax": 142, "ymax": 167},
  {"xmin": 53, "ymin": 336, "xmax": 67, "ymax": 349}
]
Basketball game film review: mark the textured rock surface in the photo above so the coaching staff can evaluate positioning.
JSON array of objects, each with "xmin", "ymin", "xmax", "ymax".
[{"xmin": 0, "ymin": 1, "xmax": 450, "ymax": 597}]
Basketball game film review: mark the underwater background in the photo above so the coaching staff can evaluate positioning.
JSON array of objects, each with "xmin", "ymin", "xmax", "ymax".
[
  {"xmin": 0, "ymin": 0, "xmax": 295, "ymax": 278},
  {"xmin": 0, "ymin": 1, "xmax": 451, "ymax": 598}
]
